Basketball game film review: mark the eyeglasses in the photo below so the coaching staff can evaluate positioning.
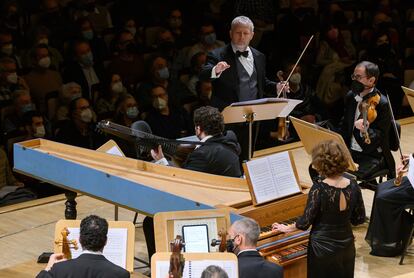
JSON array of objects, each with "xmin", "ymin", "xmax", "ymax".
[{"xmin": 351, "ymin": 74, "xmax": 367, "ymax": 81}]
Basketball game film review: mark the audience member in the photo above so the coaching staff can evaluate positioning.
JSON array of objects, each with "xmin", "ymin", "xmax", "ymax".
[
  {"xmin": 145, "ymin": 85, "xmax": 192, "ymax": 139},
  {"xmin": 0, "ymin": 57, "xmax": 29, "ymax": 107},
  {"xmin": 36, "ymin": 215, "xmax": 129, "ymax": 278},
  {"xmin": 76, "ymin": 17, "xmax": 108, "ymax": 63},
  {"xmin": 3, "ymin": 89, "xmax": 35, "ymax": 135},
  {"xmin": 23, "ymin": 44, "xmax": 62, "ymax": 115},
  {"xmin": 109, "ymin": 30, "xmax": 144, "ymax": 92},
  {"xmin": 185, "ymin": 51, "xmax": 207, "ymax": 97},
  {"xmin": 114, "ymin": 94, "xmax": 140, "ymax": 128},
  {"xmin": 55, "ymin": 82, "xmax": 82, "ymax": 122},
  {"xmin": 63, "ymin": 39, "xmax": 105, "ymax": 103},
  {"xmin": 95, "ymin": 73, "xmax": 126, "ymax": 120},
  {"xmin": 73, "ymin": 0, "xmax": 113, "ymax": 34},
  {"xmin": 0, "ymin": 28, "xmax": 21, "ymax": 68},
  {"xmin": 23, "ymin": 110, "xmax": 52, "ymax": 140}
]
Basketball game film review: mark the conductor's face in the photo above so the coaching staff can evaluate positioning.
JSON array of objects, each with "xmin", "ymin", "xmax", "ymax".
[{"xmin": 230, "ymin": 25, "xmax": 254, "ymax": 51}]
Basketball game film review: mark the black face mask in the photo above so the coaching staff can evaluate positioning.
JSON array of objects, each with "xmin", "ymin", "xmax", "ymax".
[
  {"xmin": 226, "ymin": 239, "xmax": 235, "ymax": 252},
  {"xmin": 351, "ymin": 80, "xmax": 365, "ymax": 94}
]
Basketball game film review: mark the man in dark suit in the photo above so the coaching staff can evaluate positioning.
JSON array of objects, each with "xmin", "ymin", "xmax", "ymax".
[
  {"xmin": 199, "ymin": 16, "xmax": 287, "ymax": 159},
  {"xmin": 63, "ymin": 39, "xmax": 106, "ymax": 103},
  {"xmin": 228, "ymin": 217, "xmax": 283, "ymax": 278},
  {"xmin": 36, "ymin": 215, "xmax": 129, "ymax": 278},
  {"xmin": 151, "ymin": 105, "xmax": 242, "ymax": 177},
  {"xmin": 340, "ymin": 61, "xmax": 395, "ymax": 180}
]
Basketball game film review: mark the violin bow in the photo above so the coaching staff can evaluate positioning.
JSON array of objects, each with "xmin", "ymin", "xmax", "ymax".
[
  {"xmin": 385, "ymin": 94, "xmax": 404, "ymax": 162},
  {"xmin": 276, "ymin": 35, "xmax": 314, "ymax": 98}
]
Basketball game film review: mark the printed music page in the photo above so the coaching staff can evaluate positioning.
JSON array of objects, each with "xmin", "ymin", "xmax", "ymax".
[
  {"xmin": 408, "ymin": 154, "xmax": 414, "ymax": 189},
  {"xmin": 155, "ymin": 259, "xmax": 237, "ymax": 278},
  {"xmin": 67, "ymin": 227, "xmax": 128, "ymax": 269},
  {"xmin": 246, "ymin": 151, "xmax": 301, "ymax": 204}
]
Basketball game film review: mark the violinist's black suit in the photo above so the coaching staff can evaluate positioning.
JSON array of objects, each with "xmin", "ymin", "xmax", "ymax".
[{"xmin": 341, "ymin": 88, "xmax": 395, "ymax": 179}]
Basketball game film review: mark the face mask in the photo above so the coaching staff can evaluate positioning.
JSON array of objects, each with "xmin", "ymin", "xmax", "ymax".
[
  {"xmin": 6, "ymin": 72, "xmax": 18, "ymax": 84},
  {"xmin": 71, "ymin": 92, "xmax": 82, "ymax": 101},
  {"xmin": 34, "ymin": 125, "xmax": 46, "ymax": 138},
  {"xmin": 158, "ymin": 67, "xmax": 170, "ymax": 80},
  {"xmin": 126, "ymin": 106, "xmax": 139, "ymax": 119},
  {"xmin": 204, "ymin": 33, "xmax": 217, "ymax": 45},
  {"xmin": 38, "ymin": 56, "xmax": 51, "ymax": 68},
  {"xmin": 1, "ymin": 44, "xmax": 13, "ymax": 55},
  {"xmin": 80, "ymin": 52, "xmax": 94, "ymax": 67},
  {"xmin": 80, "ymin": 108, "xmax": 93, "ymax": 123},
  {"xmin": 82, "ymin": 30, "xmax": 94, "ymax": 40},
  {"xmin": 351, "ymin": 80, "xmax": 366, "ymax": 94},
  {"xmin": 153, "ymin": 97, "xmax": 167, "ymax": 110},
  {"xmin": 169, "ymin": 18, "xmax": 182, "ymax": 28},
  {"xmin": 226, "ymin": 235, "xmax": 240, "ymax": 254},
  {"xmin": 38, "ymin": 38, "xmax": 49, "ymax": 45},
  {"xmin": 290, "ymin": 73, "xmax": 301, "ymax": 84},
  {"xmin": 111, "ymin": 81, "xmax": 124, "ymax": 94},
  {"xmin": 21, "ymin": 103, "xmax": 35, "ymax": 114},
  {"xmin": 126, "ymin": 27, "xmax": 136, "ymax": 37}
]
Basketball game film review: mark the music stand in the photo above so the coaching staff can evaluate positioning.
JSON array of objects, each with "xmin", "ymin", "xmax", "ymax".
[
  {"xmin": 401, "ymin": 86, "xmax": 414, "ymax": 112},
  {"xmin": 221, "ymin": 98, "xmax": 302, "ymax": 160}
]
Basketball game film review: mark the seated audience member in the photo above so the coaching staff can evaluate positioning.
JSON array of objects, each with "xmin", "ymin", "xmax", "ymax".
[
  {"xmin": 227, "ymin": 218, "xmax": 283, "ymax": 278},
  {"xmin": 152, "ymin": 106, "xmax": 241, "ymax": 177},
  {"xmin": 23, "ymin": 44, "xmax": 63, "ymax": 115},
  {"xmin": 76, "ymin": 17, "xmax": 108, "ymax": 62},
  {"xmin": 55, "ymin": 97, "xmax": 103, "ymax": 149},
  {"xmin": 95, "ymin": 73, "xmax": 126, "ymax": 120},
  {"xmin": 366, "ymin": 154, "xmax": 414, "ymax": 257},
  {"xmin": 119, "ymin": 17, "xmax": 145, "ymax": 53},
  {"xmin": 185, "ymin": 51, "xmax": 207, "ymax": 97},
  {"xmin": 144, "ymin": 85, "xmax": 192, "ymax": 139},
  {"xmin": 0, "ymin": 28, "xmax": 21, "ymax": 68},
  {"xmin": 165, "ymin": 8, "xmax": 192, "ymax": 48},
  {"xmin": 201, "ymin": 265, "xmax": 229, "ymax": 278},
  {"xmin": 109, "ymin": 30, "xmax": 144, "ymax": 92},
  {"xmin": 3, "ymin": 89, "xmax": 35, "ymax": 134},
  {"xmin": 36, "ymin": 215, "xmax": 129, "ymax": 278},
  {"xmin": 183, "ymin": 79, "xmax": 212, "ymax": 115},
  {"xmin": 22, "ymin": 25, "xmax": 64, "ymax": 71},
  {"xmin": 273, "ymin": 140, "xmax": 365, "ymax": 278},
  {"xmin": 23, "ymin": 111, "xmax": 52, "ymax": 140},
  {"xmin": 63, "ymin": 39, "xmax": 105, "ymax": 103},
  {"xmin": 0, "ymin": 57, "xmax": 29, "ymax": 107},
  {"xmin": 55, "ymin": 82, "xmax": 82, "ymax": 122},
  {"xmin": 73, "ymin": 0, "xmax": 113, "ymax": 34},
  {"xmin": 186, "ymin": 22, "xmax": 224, "ymax": 68}
]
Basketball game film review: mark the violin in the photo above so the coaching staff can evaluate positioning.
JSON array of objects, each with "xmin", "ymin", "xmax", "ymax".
[
  {"xmin": 210, "ymin": 230, "xmax": 229, "ymax": 252},
  {"xmin": 169, "ymin": 235, "xmax": 185, "ymax": 278},
  {"xmin": 359, "ymin": 93, "xmax": 381, "ymax": 144}
]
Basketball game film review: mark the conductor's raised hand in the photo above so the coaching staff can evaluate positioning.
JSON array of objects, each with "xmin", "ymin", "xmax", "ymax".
[
  {"xmin": 215, "ymin": 61, "xmax": 231, "ymax": 75},
  {"xmin": 151, "ymin": 145, "xmax": 165, "ymax": 161}
]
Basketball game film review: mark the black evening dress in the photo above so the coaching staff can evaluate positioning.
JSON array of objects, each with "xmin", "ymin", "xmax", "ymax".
[
  {"xmin": 365, "ymin": 177, "xmax": 414, "ymax": 256},
  {"xmin": 296, "ymin": 179, "xmax": 366, "ymax": 278}
]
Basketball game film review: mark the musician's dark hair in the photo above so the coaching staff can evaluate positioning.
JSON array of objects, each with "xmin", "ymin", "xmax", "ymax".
[
  {"xmin": 201, "ymin": 265, "xmax": 229, "ymax": 278},
  {"xmin": 79, "ymin": 215, "xmax": 108, "ymax": 252},
  {"xmin": 356, "ymin": 61, "xmax": 380, "ymax": 84},
  {"xmin": 193, "ymin": 106, "xmax": 224, "ymax": 136},
  {"xmin": 311, "ymin": 140, "xmax": 349, "ymax": 178}
]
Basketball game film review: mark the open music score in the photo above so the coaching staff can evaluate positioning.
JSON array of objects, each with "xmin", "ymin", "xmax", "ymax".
[{"xmin": 243, "ymin": 151, "xmax": 302, "ymax": 205}]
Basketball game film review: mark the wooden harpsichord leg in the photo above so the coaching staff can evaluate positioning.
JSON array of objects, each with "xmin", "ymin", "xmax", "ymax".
[{"xmin": 64, "ymin": 190, "xmax": 77, "ymax": 219}]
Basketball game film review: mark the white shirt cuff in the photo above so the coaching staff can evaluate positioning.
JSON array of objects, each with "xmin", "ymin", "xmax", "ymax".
[
  {"xmin": 155, "ymin": 157, "xmax": 169, "ymax": 166},
  {"xmin": 211, "ymin": 66, "xmax": 222, "ymax": 78}
]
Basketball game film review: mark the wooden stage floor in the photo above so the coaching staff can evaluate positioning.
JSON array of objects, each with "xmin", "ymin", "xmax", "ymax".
[{"xmin": 1, "ymin": 117, "xmax": 414, "ymax": 277}]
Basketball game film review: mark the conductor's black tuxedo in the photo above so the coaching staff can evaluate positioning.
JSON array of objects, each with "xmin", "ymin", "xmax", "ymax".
[
  {"xmin": 341, "ymin": 88, "xmax": 395, "ymax": 179},
  {"xmin": 238, "ymin": 250, "xmax": 284, "ymax": 278},
  {"xmin": 36, "ymin": 254, "xmax": 130, "ymax": 278},
  {"xmin": 200, "ymin": 44, "xmax": 276, "ymax": 111}
]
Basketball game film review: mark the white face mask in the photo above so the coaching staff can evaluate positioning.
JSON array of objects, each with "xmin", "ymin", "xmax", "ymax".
[
  {"xmin": 38, "ymin": 38, "xmax": 49, "ymax": 45},
  {"xmin": 111, "ymin": 81, "xmax": 124, "ymax": 94},
  {"xmin": 153, "ymin": 97, "xmax": 167, "ymax": 110},
  {"xmin": 34, "ymin": 125, "xmax": 46, "ymax": 137},
  {"xmin": 126, "ymin": 27, "xmax": 136, "ymax": 37},
  {"xmin": 6, "ymin": 72, "xmax": 18, "ymax": 84},
  {"xmin": 80, "ymin": 108, "xmax": 93, "ymax": 123},
  {"xmin": 38, "ymin": 56, "xmax": 51, "ymax": 68}
]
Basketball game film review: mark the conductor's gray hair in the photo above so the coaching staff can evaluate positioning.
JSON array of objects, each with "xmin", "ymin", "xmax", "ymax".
[
  {"xmin": 231, "ymin": 16, "xmax": 254, "ymax": 32},
  {"xmin": 231, "ymin": 217, "xmax": 260, "ymax": 246}
]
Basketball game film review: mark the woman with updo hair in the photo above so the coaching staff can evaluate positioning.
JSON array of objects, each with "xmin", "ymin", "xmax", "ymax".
[{"xmin": 272, "ymin": 140, "xmax": 366, "ymax": 278}]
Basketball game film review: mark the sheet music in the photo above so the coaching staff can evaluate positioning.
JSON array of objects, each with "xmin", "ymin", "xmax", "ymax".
[
  {"xmin": 182, "ymin": 225, "xmax": 209, "ymax": 253},
  {"xmin": 230, "ymin": 97, "xmax": 286, "ymax": 106},
  {"xmin": 278, "ymin": 99, "xmax": 302, "ymax": 117},
  {"xmin": 67, "ymin": 227, "xmax": 128, "ymax": 269},
  {"xmin": 174, "ymin": 218, "xmax": 218, "ymax": 252},
  {"xmin": 246, "ymin": 151, "xmax": 301, "ymax": 204},
  {"xmin": 156, "ymin": 259, "xmax": 237, "ymax": 278},
  {"xmin": 106, "ymin": 146, "xmax": 124, "ymax": 157},
  {"xmin": 408, "ymin": 155, "xmax": 414, "ymax": 189}
]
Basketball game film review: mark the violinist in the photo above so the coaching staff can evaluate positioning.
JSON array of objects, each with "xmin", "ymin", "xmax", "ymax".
[
  {"xmin": 366, "ymin": 154, "xmax": 414, "ymax": 257},
  {"xmin": 340, "ymin": 61, "xmax": 395, "ymax": 181}
]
